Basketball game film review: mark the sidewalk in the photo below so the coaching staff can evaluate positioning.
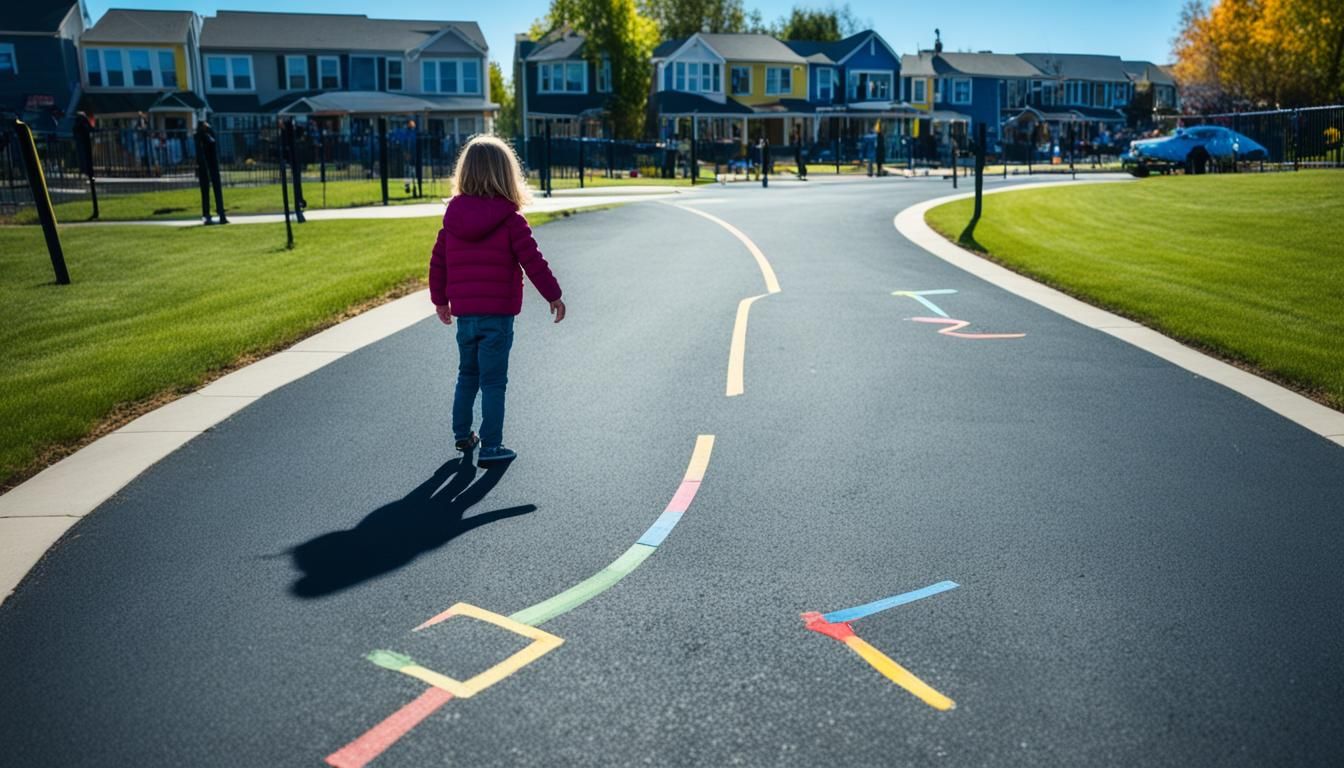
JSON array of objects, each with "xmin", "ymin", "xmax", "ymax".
[{"xmin": 62, "ymin": 185, "xmax": 688, "ymax": 228}]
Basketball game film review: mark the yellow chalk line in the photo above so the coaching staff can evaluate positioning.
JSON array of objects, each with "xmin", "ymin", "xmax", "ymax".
[{"xmin": 844, "ymin": 636, "xmax": 956, "ymax": 711}]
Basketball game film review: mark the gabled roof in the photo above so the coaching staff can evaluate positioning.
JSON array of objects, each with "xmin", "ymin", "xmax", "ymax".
[
  {"xmin": 1018, "ymin": 53, "xmax": 1130, "ymax": 81},
  {"xmin": 83, "ymin": 8, "xmax": 193, "ymax": 44},
  {"xmin": 700, "ymin": 33, "xmax": 804, "ymax": 63},
  {"xmin": 200, "ymin": 12, "xmax": 485, "ymax": 54},
  {"xmin": 663, "ymin": 33, "xmax": 804, "ymax": 64},
  {"xmin": 0, "ymin": 0, "xmax": 80, "ymax": 34},
  {"xmin": 901, "ymin": 51, "xmax": 1042, "ymax": 78},
  {"xmin": 652, "ymin": 38, "xmax": 685, "ymax": 58},
  {"xmin": 526, "ymin": 30, "xmax": 587, "ymax": 62},
  {"xmin": 1123, "ymin": 60, "xmax": 1176, "ymax": 86},
  {"xmin": 784, "ymin": 30, "xmax": 903, "ymax": 66}
]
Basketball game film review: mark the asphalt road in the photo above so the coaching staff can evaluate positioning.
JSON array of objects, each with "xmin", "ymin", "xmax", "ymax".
[{"xmin": 2, "ymin": 177, "xmax": 1342, "ymax": 767}]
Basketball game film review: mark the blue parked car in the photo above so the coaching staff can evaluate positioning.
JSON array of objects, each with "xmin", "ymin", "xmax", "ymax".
[{"xmin": 1124, "ymin": 126, "xmax": 1268, "ymax": 176}]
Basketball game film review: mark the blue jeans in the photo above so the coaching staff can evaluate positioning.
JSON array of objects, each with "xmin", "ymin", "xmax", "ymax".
[{"xmin": 452, "ymin": 315, "xmax": 514, "ymax": 448}]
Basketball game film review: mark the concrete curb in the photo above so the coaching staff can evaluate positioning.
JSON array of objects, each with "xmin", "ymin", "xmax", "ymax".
[{"xmin": 894, "ymin": 182, "xmax": 1344, "ymax": 450}]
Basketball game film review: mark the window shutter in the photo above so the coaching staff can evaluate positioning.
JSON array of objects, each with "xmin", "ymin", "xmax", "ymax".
[
  {"xmin": 377, "ymin": 57, "xmax": 386, "ymax": 91},
  {"xmin": 308, "ymin": 56, "xmax": 318, "ymax": 90},
  {"xmin": 276, "ymin": 55, "xmax": 285, "ymax": 87},
  {"xmin": 339, "ymin": 55, "xmax": 349, "ymax": 90}
]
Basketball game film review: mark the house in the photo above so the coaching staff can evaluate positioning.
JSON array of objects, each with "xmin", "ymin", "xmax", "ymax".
[
  {"xmin": 198, "ymin": 11, "xmax": 496, "ymax": 141},
  {"xmin": 1123, "ymin": 60, "xmax": 1180, "ymax": 117},
  {"xmin": 651, "ymin": 32, "xmax": 810, "ymax": 146},
  {"xmin": 901, "ymin": 47, "xmax": 1041, "ymax": 154},
  {"xmin": 515, "ymin": 27, "xmax": 612, "ymax": 141},
  {"xmin": 0, "ymin": 0, "xmax": 88, "ymax": 132},
  {"xmin": 77, "ymin": 9, "xmax": 205, "ymax": 131},
  {"xmin": 1008, "ymin": 53, "xmax": 1133, "ymax": 144},
  {"xmin": 785, "ymin": 29, "xmax": 915, "ymax": 149}
]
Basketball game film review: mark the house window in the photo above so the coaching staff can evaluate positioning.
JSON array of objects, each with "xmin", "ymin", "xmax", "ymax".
[
  {"xmin": 765, "ymin": 67, "xmax": 791, "ymax": 95},
  {"xmin": 0, "ymin": 44, "xmax": 14, "ymax": 75},
  {"xmin": 350, "ymin": 56, "xmax": 376, "ymax": 90},
  {"xmin": 158, "ymin": 51, "xmax": 177, "ymax": 89},
  {"xmin": 102, "ymin": 49, "xmax": 125, "ymax": 87},
  {"xmin": 205, "ymin": 55, "xmax": 253, "ymax": 91},
  {"xmin": 934, "ymin": 77, "xmax": 943, "ymax": 103},
  {"xmin": 952, "ymin": 78, "xmax": 971, "ymax": 105},
  {"xmin": 231, "ymin": 57, "xmax": 252, "ymax": 90},
  {"xmin": 424, "ymin": 60, "xmax": 484, "ymax": 94},
  {"xmin": 463, "ymin": 60, "xmax": 481, "ymax": 93},
  {"xmin": 731, "ymin": 65, "xmax": 750, "ymax": 95},
  {"xmin": 128, "ymin": 50, "xmax": 153, "ymax": 86},
  {"xmin": 564, "ymin": 61, "xmax": 582, "ymax": 92},
  {"xmin": 1113, "ymin": 82, "xmax": 1129, "ymax": 105},
  {"xmin": 318, "ymin": 56, "xmax": 340, "ymax": 89},
  {"xmin": 817, "ymin": 68, "xmax": 833, "ymax": 101},
  {"xmin": 597, "ymin": 59, "xmax": 611, "ymax": 92},
  {"xmin": 674, "ymin": 62, "xmax": 685, "ymax": 91},
  {"xmin": 85, "ymin": 49, "xmax": 102, "ymax": 86},
  {"xmin": 536, "ymin": 63, "xmax": 547, "ymax": 92},
  {"xmin": 286, "ymin": 55, "xmax": 308, "ymax": 90},
  {"xmin": 912, "ymin": 78, "xmax": 926, "ymax": 102},
  {"xmin": 849, "ymin": 71, "xmax": 892, "ymax": 101},
  {"xmin": 386, "ymin": 59, "xmax": 403, "ymax": 91}
]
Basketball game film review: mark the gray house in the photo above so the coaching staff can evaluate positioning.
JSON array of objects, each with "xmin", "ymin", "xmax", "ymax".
[
  {"xmin": 199, "ymin": 11, "xmax": 496, "ymax": 140},
  {"xmin": 0, "ymin": 0, "xmax": 88, "ymax": 132}
]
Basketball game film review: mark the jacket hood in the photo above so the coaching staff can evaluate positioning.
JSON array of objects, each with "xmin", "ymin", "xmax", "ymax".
[{"xmin": 443, "ymin": 195, "xmax": 518, "ymax": 242}]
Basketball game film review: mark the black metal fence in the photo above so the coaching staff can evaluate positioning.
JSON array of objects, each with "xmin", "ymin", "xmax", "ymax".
[
  {"xmin": 1164, "ymin": 105, "xmax": 1344, "ymax": 168},
  {"xmin": 1, "ymin": 125, "xmax": 464, "ymax": 214}
]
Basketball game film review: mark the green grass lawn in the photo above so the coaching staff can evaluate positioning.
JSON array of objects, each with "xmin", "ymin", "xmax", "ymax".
[
  {"xmin": 925, "ymin": 171, "xmax": 1344, "ymax": 409},
  {"xmin": 0, "ymin": 209, "xmax": 568, "ymax": 488},
  {"xmin": 9, "ymin": 179, "xmax": 452, "ymax": 224}
]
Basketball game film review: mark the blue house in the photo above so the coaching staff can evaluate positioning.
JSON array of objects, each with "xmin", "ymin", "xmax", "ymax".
[
  {"xmin": 0, "ymin": 0, "xmax": 88, "ymax": 132},
  {"xmin": 900, "ymin": 48, "xmax": 1041, "ymax": 154},
  {"xmin": 515, "ymin": 27, "xmax": 612, "ymax": 141},
  {"xmin": 785, "ymin": 30, "xmax": 913, "ymax": 147}
]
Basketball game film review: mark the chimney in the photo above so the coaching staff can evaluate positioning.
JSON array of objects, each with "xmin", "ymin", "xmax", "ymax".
[{"xmin": 934, "ymin": 28, "xmax": 943, "ymax": 54}]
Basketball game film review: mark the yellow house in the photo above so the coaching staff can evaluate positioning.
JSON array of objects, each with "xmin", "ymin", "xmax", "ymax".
[
  {"xmin": 79, "ymin": 9, "xmax": 206, "ymax": 131},
  {"xmin": 653, "ymin": 32, "xmax": 810, "ymax": 146}
]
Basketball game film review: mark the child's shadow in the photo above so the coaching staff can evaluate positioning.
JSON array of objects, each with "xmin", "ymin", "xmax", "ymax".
[{"xmin": 288, "ymin": 456, "xmax": 534, "ymax": 598}]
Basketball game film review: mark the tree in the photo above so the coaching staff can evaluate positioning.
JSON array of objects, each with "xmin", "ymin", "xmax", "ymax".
[
  {"xmin": 1172, "ymin": 0, "xmax": 1344, "ymax": 110},
  {"xmin": 774, "ymin": 4, "xmax": 864, "ymax": 42},
  {"xmin": 639, "ymin": 0, "xmax": 750, "ymax": 38},
  {"xmin": 540, "ymin": 0, "xmax": 660, "ymax": 138},
  {"xmin": 489, "ymin": 62, "xmax": 519, "ymax": 138}
]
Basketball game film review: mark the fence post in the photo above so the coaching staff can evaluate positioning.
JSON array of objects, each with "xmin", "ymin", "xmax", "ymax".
[
  {"xmin": 834, "ymin": 137, "xmax": 840, "ymax": 174},
  {"xmin": 1292, "ymin": 109, "xmax": 1300, "ymax": 172},
  {"xmin": 974, "ymin": 123, "xmax": 986, "ymax": 222},
  {"xmin": 378, "ymin": 117, "xmax": 389, "ymax": 205},
  {"xmin": 11, "ymin": 119, "xmax": 69, "ymax": 284},
  {"xmin": 577, "ymin": 121, "xmax": 585, "ymax": 190},
  {"xmin": 606, "ymin": 135, "xmax": 614, "ymax": 178},
  {"xmin": 689, "ymin": 116, "xmax": 697, "ymax": 185},
  {"xmin": 414, "ymin": 129, "xmax": 424, "ymax": 198},
  {"xmin": 279, "ymin": 130, "xmax": 294, "ymax": 250},
  {"xmin": 951, "ymin": 143, "xmax": 958, "ymax": 188}
]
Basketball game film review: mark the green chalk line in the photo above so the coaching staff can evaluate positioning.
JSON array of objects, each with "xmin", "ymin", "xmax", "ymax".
[
  {"xmin": 508, "ymin": 543, "xmax": 657, "ymax": 627},
  {"xmin": 367, "ymin": 649, "xmax": 416, "ymax": 671}
]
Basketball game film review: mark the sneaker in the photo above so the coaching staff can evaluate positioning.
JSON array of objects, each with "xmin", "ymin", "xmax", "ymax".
[
  {"xmin": 203, "ymin": 217, "xmax": 214, "ymax": 225},
  {"xmin": 454, "ymin": 432, "xmax": 479, "ymax": 452},
  {"xmin": 478, "ymin": 445, "xmax": 516, "ymax": 466}
]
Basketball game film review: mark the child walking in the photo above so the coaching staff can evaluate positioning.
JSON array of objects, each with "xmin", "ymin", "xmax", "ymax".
[{"xmin": 429, "ymin": 136, "xmax": 565, "ymax": 466}]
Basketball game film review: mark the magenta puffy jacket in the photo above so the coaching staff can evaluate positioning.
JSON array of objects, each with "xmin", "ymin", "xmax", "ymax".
[{"xmin": 428, "ymin": 194, "xmax": 562, "ymax": 316}]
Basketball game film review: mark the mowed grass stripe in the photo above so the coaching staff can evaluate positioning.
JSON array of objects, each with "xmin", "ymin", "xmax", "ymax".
[
  {"xmin": 925, "ymin": 171, "xmax": 1344, "ymax": 409},
  {"xmin": 0, "ymin": 211, "xmax": 568, "ymax": 487}
]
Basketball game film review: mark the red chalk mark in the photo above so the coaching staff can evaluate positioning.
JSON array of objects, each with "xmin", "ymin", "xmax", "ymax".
[
  {"xmin": 802, "ymin": 611, "xmax": 857, "ymax": 642},
  {"xmin": 664, "ymin": 480, "xmax": 701, "ymax": 514},
  {"xmin": 325, "ymin": 687, "xmax": 453, "ymax": 768},
  {"xmin": 911, "ymin": 317, "xmax": 1026, "ymax": 340}
]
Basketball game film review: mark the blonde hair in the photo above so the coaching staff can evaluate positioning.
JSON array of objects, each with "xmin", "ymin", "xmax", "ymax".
[{"xmin": 451, "ymin": 135, "xmax": 532, "ymax": 208}]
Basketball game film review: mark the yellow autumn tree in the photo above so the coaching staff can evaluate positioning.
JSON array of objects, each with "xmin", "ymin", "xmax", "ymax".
[{"xmin": 1173, "ymin": 0, "xmax": 1344, "ymax": 109}]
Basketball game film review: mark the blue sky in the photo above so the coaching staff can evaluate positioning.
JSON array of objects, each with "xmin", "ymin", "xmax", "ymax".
[{"xmin": 86, "ymin": 1, "xmax": 1187, "ymax": 70}]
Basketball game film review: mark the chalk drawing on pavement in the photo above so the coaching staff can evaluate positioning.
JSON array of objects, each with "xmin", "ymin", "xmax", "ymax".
[
  {"xmin": 893, "ymin": 290, "xmax": 1025, "ymax": 340},
  {"xmin": 803, "ymin": 581, "xmax": 960, "ymax": 711}
]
